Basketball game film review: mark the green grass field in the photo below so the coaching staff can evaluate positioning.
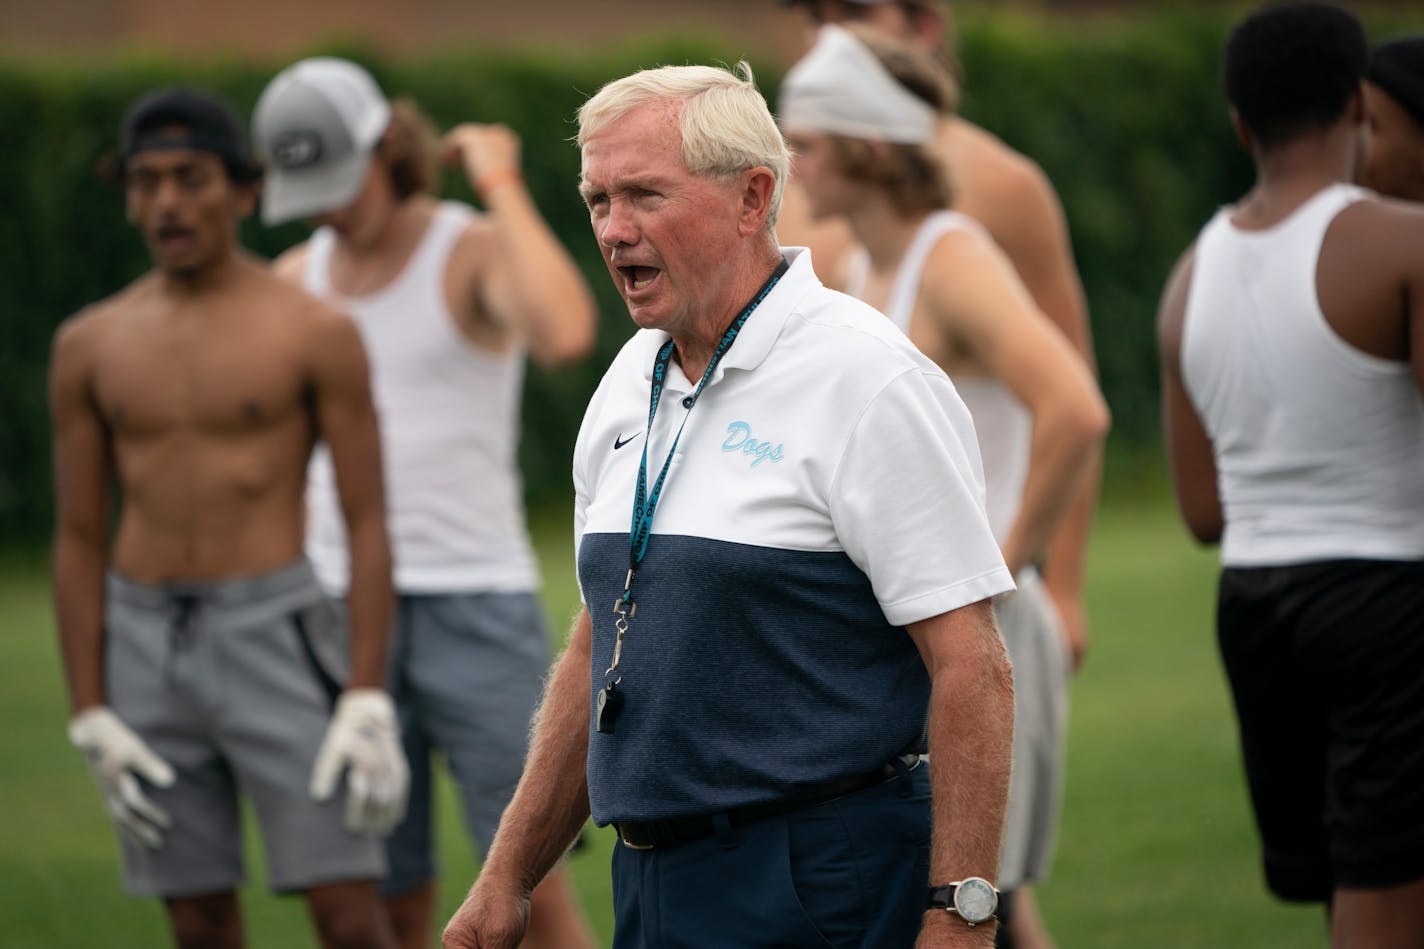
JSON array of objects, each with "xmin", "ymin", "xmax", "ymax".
[{"xmin": 0, "ymin": 484, "xmax": 1330, "ymax": 947}]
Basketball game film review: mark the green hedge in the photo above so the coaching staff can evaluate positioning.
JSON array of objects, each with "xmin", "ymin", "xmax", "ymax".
[{"xmin": 3, "ymin": 10, "xmax": 1417, "ymax": 541}]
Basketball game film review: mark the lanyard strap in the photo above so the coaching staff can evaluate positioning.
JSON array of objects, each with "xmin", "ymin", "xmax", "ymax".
[{"xmin": 623, "ymin": 258, "xmax": 789, "ymax": 600}]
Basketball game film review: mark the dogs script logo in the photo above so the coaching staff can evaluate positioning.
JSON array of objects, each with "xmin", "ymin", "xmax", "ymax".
[{"xmin": 722, "ymin": 421, "xmax": 784, "ymax": 468}]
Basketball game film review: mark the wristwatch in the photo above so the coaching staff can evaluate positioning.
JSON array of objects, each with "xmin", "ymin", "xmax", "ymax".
[{"xmin": 927, "ymin": 877, "xmax": 999, "ymax": 926}]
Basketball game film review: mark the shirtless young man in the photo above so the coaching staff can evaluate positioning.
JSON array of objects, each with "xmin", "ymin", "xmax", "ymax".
[
  {"xmin": 780, "ymin": 25, "xmax": 1108, "ymax": 949},
  {"xmin": 1158, "ymin": 5, "xmax": 1424, "ymax": 945},
  {"xmin": 253, "ymin": 59, "xmax": 598, "ymax": 949},
  {"xmin": 49, "ymin": 87, "xmax": 405, "ymax": 949},
  {"xmin": 776, "ymin": 0, "xmax": 1102, "ymax": 676}
]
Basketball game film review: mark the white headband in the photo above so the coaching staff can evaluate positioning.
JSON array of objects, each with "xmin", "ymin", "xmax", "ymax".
[{"xmin": 778, "ymin": 24, "xmax": 938, "ymax": 145}]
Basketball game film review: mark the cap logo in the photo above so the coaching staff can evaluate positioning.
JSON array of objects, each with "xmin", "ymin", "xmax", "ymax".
[{"xmin": 271, "ymin": 130, "xmax": 325, "ymax": 169}]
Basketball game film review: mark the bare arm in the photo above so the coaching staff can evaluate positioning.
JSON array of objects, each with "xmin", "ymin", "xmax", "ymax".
[
  {"xmin": 48, "ymin": 316, "xmax": 112, "ymax": 714},
  {"xmin": 908, "ymin": 600, "xmax": 1015, "ymax": 947},
  {"xmin": 308, "ymin": 311, "xmax": 393, "ymax": 688},
  {"xmin": 446, "ymin": 123, "xmax": 597, "ymax": 368},
  {"xmin": 443, "ymin": 608, "xmax": 593, "ymax": 948},
  {"xmin": 992, "ymin": 165, "xmax": 1103, "ymax": 668},
  {"xmin": 926, "ymin": 232, "xmax": 1109, "ymax": 578},
  {"xmin": 1157, "ymin": 246, "xmax": 1222, "ymax": 545}
]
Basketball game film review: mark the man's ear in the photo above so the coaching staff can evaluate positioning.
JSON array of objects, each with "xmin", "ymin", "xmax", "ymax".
[
  {"xmin": 738, "ymin": 166, "xmax": 777, "ymax": 236},
  {"xmin": 1229, "ymin": 107, "xmax": 1255, "ymax": 154},
  {"xmin": 234, "ymin": 180, "xmax": 261, "ymax": 222},
  {"xmin": 1345, "ymin": 81, "xmax": 1367, "ymax": 127},
  {"xmin": 909, "ymin": 3, "xmax": 945, "ymax": 53}
]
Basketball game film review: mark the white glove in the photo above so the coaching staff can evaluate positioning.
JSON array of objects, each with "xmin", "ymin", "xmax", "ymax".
[
  {"xmin": 67, "ymin": 706, "xmax": 176, "ymax": 850},
  {"xmin": 309, "ymin": 689, "xmax": 409, "ymax": 835}
]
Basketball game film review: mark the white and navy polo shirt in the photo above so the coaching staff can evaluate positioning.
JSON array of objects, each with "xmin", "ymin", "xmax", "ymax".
[{"xmin": 573, "ymin": 247, "xmax": 1013, "ymax": 825}]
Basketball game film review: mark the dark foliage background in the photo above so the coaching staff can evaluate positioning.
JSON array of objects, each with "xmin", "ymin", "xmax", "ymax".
[{"xmin": 3, "ymin": 9, "xmax": 1414, "ymax": 541}]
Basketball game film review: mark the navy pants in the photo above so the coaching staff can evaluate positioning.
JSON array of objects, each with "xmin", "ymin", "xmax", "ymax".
[{"xmin": 611, "ymin": 765, "xmax": 931, "ymax": 948}]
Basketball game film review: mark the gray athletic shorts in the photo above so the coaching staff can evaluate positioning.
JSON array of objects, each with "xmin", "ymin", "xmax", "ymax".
[
  {"xmin": 104, "ymin": 561, "xmax": 385, "ymax": 898},
  {"xmin": 377, "ymin": 591, "xmax": 552, "ymax": 896},
  {"xmin": 995, "ymin": 570, "xmax": 1070, "ymax": 889}
]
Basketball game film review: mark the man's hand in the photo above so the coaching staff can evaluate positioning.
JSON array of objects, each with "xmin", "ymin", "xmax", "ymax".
[
  {"xmin": 68, "ymin": 706, "xmax": 176, "ymax": 849},
  {"xmin": 442, "ymin": 874, "xmax": 531, "ymax": 949},
  {"xmin": 443, "ymin": 123, "xmax": 523, "ymax": 199},
  {"xmin": 918, "ymin": 911, "xmax": 997, "ymax": 948},
  {"xmin": 309, "ymin": 689, "xmax": 408, "ymax": 834}
]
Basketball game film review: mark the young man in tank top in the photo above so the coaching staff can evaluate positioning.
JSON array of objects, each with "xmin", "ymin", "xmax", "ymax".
[
  {"xmin": 253, "ymin": 59, "xmax": 599, "ymax": 949},
  {"xmin": 778, "ymin": 11, "xmax": 1103, "ymax": 941},
  {"xmin": 1157, "ymin": 5, "xmax": 1424, "ymax": 945},
  {"xmin": 1361, "ymin": 35, "xmax": 1424, "ymax": 203},
  {"xmin": 49, "ymin": 86, "xmax": 405, "ymax": 949},
  {"xmin": 776, "ymin": 0, "xmax": 1102, "ymax": 673},
  {"xmin": 780, "ymin": 26, "xmax": 1109, "ymax": 949}
]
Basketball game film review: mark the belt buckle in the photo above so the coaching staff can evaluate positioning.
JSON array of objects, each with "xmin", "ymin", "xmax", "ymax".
[{"xmin": 617, "ymin": 824, "xmax": 655, "ymax": 851}]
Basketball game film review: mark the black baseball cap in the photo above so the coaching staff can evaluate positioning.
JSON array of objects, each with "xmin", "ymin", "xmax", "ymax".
[
  {"xmin": 1368, "ymin": 36, "xmax": 1424, "ymax": 126},
  {"xmin": 119, "ymin": 87, "xmax": 263, "ymax": 182}
]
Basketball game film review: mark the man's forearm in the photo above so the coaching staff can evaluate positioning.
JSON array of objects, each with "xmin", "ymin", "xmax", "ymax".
[
  {"xmin": 1043, "ymin": 452, "xmax": 1101, "ymax": 601},
  {"xmin": 925, "ymin": 617, "xmax": 1015, "ymax": 886},
  {"xmin": 52, "ymin": 532, "xmax": 108, "ymax": 713},
  {"xmin": 343, "ymin": 514, "xmax": 394, "ymax": 690},
  {"xmin": 480, "ymin": 610, "xmax": 595, "ymax": 895},
  {"xmin": 1002, "ymin": 413, "xmax": 1101, "ymax": 577}
]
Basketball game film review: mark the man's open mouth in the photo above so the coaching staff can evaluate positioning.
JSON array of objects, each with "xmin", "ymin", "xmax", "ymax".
[{"xmin": 618, "ymin": 265, "xmax": 660, "ymax": 291}]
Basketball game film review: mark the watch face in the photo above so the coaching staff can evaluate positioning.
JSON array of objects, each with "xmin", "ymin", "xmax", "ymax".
[{"xmin": 954, "ymin": 877, "xmax": 998, "ymax": 924}]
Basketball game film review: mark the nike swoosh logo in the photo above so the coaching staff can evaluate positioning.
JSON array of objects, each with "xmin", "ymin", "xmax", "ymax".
[{"xmin": 613, "ymin": 432, "xmax": 641, "ymax": 450}]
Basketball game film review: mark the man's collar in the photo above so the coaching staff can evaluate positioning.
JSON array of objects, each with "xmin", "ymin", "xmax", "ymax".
[{"xmin": 633, "ymin": 247, "xmax": 821, "ymax": 385}]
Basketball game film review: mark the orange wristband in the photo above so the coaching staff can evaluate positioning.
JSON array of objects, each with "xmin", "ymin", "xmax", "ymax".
[{"xmin": 476, "ymin": 167, "xmax": 523, "ymax": 200}]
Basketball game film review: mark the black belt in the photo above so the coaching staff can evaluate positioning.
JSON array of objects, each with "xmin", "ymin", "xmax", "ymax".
[{"xmin": 615, "ymin": 754, "xmax": 920, "ymax": 851}]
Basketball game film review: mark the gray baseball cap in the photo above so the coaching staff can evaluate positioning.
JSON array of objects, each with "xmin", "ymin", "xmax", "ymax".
[{"xmin": 252, "ymin": 57, "xmax": 391, "ymax": 225}]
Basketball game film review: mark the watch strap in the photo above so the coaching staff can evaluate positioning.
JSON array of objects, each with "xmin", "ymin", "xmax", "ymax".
[{"xmin": 927, "ymin": 884, "xmax": 956, "ymax": 910}]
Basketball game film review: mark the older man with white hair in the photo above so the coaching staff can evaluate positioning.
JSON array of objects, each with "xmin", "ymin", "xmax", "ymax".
[{"xmin": 442, "ymin": 61, "xmax": 1015, "ymax": 949}]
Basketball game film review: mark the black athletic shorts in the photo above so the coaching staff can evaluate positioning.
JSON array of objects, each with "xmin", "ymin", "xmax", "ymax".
[{"xmin": 1217, "ymin": 558, "xmax": 1424, "ymax": 902}]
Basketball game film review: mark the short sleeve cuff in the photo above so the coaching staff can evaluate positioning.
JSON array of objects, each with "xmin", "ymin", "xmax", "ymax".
[{"xmin": 879, "ymin": 565, "xmax": 1016, "ymax": 627}]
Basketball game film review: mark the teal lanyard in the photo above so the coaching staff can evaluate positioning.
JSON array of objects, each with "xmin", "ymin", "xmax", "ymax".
[
  {"xmin": 622, "ymin": 258, "xmax": 789, "ymax": 603},
  {"xmin": 599, "ymin": 260, "xmax": 788, "ymax": 721}
]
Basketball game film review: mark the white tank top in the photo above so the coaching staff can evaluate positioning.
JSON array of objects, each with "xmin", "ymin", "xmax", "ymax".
[
  {"xmin": 303, "ymin": 201, "xmax": 539, "ymax": 593},
  {"xmin": 846, "ymin": 211, "xmax": 1030, "ymax": 543},
  {"xmin": 1181, "ymin": 183, "xmax": 1424, "ymax": 566}
]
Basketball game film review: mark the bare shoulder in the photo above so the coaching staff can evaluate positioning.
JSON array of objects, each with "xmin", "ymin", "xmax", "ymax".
[
  {"xmin": 939, "ymin": 117, "xmax": 1065, "ymax": 237},
  {"xmin": 1156, "ymin": 243, "xmax": 1199, "ymax": 358},
  {"xmin": 240, "ymin": 261, "xmax": 362, "ymax": 356},
  {"xmin": 271, "ymin": 241, "xmax": 311, "ymax": 284},
  {"xmin": 924, "ymin": 223, "xmax": 1016, "ymax": 292},
  {"xmin": 944, "ymin": 119, "xmax": 1061, "ymax": 218},
  {"xmin": 1319, "ymin": 195, "xmax": 1424, "ymax": 298},
  {"xmin": 927, "ymin": 222, "xmax": 1004, "ymax": 273},
  {"xmin": 286, "ymin": 283, "xmax": 362, "ymax": 354},
  {"xmin": 919, "ymin": 224, "xmax": 1025, "ymax": 327},
  {"xmin": 1319, "ymin": 195, "xmax": 1424, "ymax": 358},
  {"xmin": 1331, "ymin": 192, "xmax": 1424, "ymax": 251},
  {"xmin": 50, "ymin": 276, "xmax": 156, "ymax": 370}
]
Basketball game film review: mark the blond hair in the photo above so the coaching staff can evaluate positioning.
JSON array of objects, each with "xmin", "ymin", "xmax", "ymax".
[{"xmin": 379, "ymin": 97, "xmax": 441, "ymax": 200}]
